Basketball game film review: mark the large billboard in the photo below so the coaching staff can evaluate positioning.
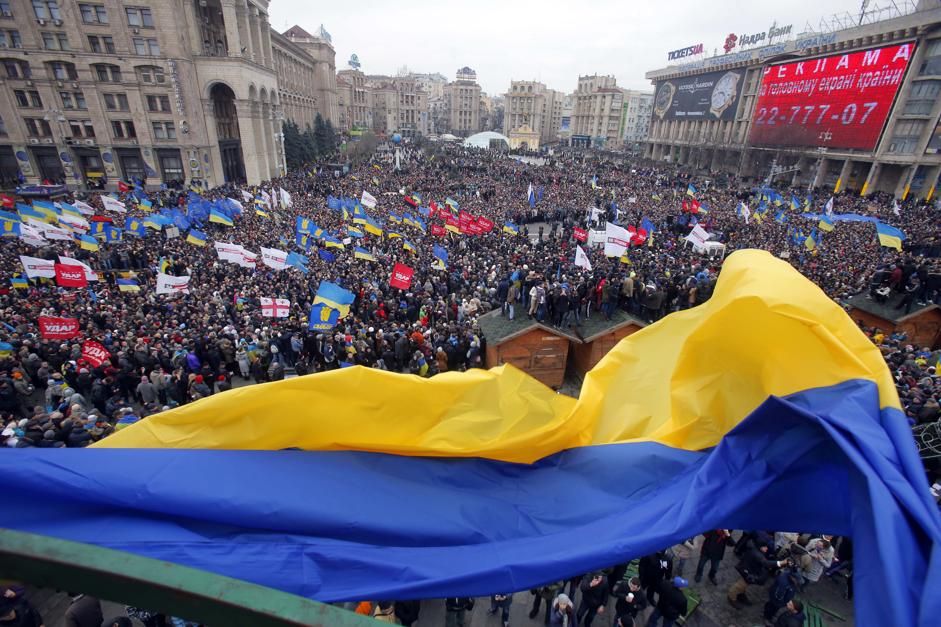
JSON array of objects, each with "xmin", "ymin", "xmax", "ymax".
[
  {"xmin": 652, "ymin": 69, "xmax": 744, "ymax": 121},
  {"xmin": 748, "ymin": 42, "xmax": 916, "ymax": 151}
]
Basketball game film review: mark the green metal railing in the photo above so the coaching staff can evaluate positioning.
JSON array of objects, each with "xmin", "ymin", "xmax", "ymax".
[{"xmin": 0, "ymin": 529, "xmax": 377, "ymax": 626}]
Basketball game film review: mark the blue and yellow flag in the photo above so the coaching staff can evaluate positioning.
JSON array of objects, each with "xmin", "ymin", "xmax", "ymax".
[
  {"xmin": 364, "ymin": 217, "xmax": 383, "ymax": 237},
  {"xmin": 10, "ymin": 277, "xmax": 28, "ymax": 289},
  {"xmin": 209, "ymin": 209, "xmax": 234, "ymax": 227},
  {"xmin": 0, "ymin": 251, "xmax": 938, "ymax": 627},
  {"xmin": 818, "ymin": 216, "xmax": 835, "ymax": 232},
  {"xmin": 186, "ymin": 229, "xmax": 207, "ymax": 247},
  {"xmin": 402, "ymin": 240, "xmax": 416, "ymax": 253},
  {"xmin": 686, "ymin": 183, "xmax": 697, "ymax": 197},
  {"xmin": 1, "ymin": 220, "xmax": 20, "ymax": 236},
  {"xmin": 347, "ymin": 226, "xmax": 364, "ymax": 238},
  {"xmin": 116, "ymin": 278, "xmax": 140, "ymax": 292},
  {"xmin": 354, "ymin": 246, "xmax": 376, "ymax": 262},
  {"xmin": 313, "ymin": 281, "xmax": 355, "ymax": 319},
  {"xmin": 876, "ymin": 222, "xmax": 904, "ymax": 250},
  {"xmin": 503, "ymin": 222, "xmax": 519, "ymax": 236},
  {"xmin": 77, "ymin": 234, "xmax": 99, "ymax": 252},
  {"xmin": 308, "ymin": 302, "xmax": 340, "ymax": 331},
  {"xmin": 322, "ymin": 236, "xmax": 344, "ymax": 249},
  {"xmin": 256, "ymin": 207, "xmax": 270, "ymax": 219}
]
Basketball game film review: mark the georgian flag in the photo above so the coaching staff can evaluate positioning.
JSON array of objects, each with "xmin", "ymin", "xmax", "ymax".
[{"xmin": 260, "ymin": 297, "xmax": 291, "ymax": 318}]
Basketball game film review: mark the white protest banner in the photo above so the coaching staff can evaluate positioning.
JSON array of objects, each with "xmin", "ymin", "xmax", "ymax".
[
  {"xmin": 260, "ymin": 247, "xmax": 288, "ymax": 271},
  {"xmin": 574, "ymin": 245, "xmax": 592, "ymax": 271},
  {"xmin": 603, "ymin": 222, "xmax": 630, "ymax": 258},
  {"xmin": 685, "ymin": 224, "xmax": 711, "ymax": 248},
  {"xmin": 19, "ymin": 255, "xmax": 55, "ymax": 279},
  {"xmin": 156, "ymin": 273, "xmax": 191, "ymax": 295},
  {"xmin": 360, "ymin": 190, "xmax": 378, "ymax": 209},
  {"xmin": 101, "ymin": 196, "xmax": 126, "ymax": 213}
]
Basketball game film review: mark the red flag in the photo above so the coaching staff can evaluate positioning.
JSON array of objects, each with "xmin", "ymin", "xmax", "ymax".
[
  {"xmin": 631, "ymin": 227, "xmax": 648, "ymax": 246},
  {"xmin": 389, "ymin": 263, "xmax": 414, "ymax": 290},
  {"xmin": 682, "ymin": 198, "xmax": 689, "ymax": 213},
  {"xmin": 458, "ymin": 210, "xmax": 472, "ymax": 223},
  {"xmin": 117, "ymin": 181, "xmax": 130, "ymax": 193},
  {"xmin": 431, "ymin": 225, "xmax": 447, "ymax": 236},
  {"xmin": 38, "ymin": 315, "xmax": 81, "ymax": 340},
  {"xmin": 690, "ymin": 199, "xmax": 701, "ymax": 214},
  {"xmin": 0, "ymin": 194, "xmax": 14, "ymax": 208},
  {"xmin": 429, "ymin": 201, "xmax": 439, "ymax": 218},
  {"xmin": 55, "ymin": 263, "xmax": 88, "ymax": 288},
  {"xmin": 403, "ymin": 195, "xmax": 418, "ymax": 208},
  {"xmin": 81, "ymin": 340, "xmax": 111, "ymax": 367},
  {"xmin": 477, "ymin": 217, "xmax": 494, "ymax": 232},
  {"xmin": 467, "ymin": 222, "xmax": 482, "ymax": 235},
  {"xmin": 573, "ymin": 227, "xmax": 588, "ymax": 242}
]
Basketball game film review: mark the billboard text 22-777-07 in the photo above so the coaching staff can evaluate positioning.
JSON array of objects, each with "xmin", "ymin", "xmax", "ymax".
[
  {"xmin": 748, "ymin": 42, "xmax": 916, "ymax": 151},
  {"xmin": 652, "ymin": 70, "xmax": 744, "ymax": 121}
]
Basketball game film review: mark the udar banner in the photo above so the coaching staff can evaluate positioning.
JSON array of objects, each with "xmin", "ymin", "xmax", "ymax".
[{"xmin": 389, "ymin": 263, "xmax": 414, "ymax": 290}]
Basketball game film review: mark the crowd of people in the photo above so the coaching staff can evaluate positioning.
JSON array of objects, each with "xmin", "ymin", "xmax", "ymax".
[{"xmin": 0, "ymin": 142, "xmax": 938, "ymax": 625}]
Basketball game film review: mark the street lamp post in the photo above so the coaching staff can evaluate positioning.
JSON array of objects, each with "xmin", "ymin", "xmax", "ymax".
[{"xmin": 274, "ymin": 110, "xmax": 286, "ymax": 176}]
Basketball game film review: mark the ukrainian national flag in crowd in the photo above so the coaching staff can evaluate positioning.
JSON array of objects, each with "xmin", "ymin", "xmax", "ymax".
[
  {"xmin": 364, "ymin": 217, "xmax": 383, "ymax": 237},
  {"xmin": 116, "ymin": 278, "xmax": 140, "ymax": 292},
  {"xmin": 322, "ymin": 236, "xmax": 344, "ymax": 249},
  {"xmin": 818, "ymin": 216, "xmax": 835, "ymax": 232},
  {"xmin": 186, "ymin": 229, "xmax": 207, "ymax": 247},
  {"xmin": 138, "ymin": 198, "xmax": 153, "ymax": 212},
  {"xmin": 209, "ymin": 209, "xmax": 234, "ymax": 226},
  {"xmin": 1, "ymin": 220, "xmax": 19, "ymax": 236},
  {"xmin": 503, "ymin": 222, "xmax": 519, "ymax": 236},
  {"xmin": 10, "ymin": 276, "xmax": 28, "ymax": 289},
  {"xmin": 686, "ymin": 183, "xmax": 697, "ymax": 197},
  {"xmin": 347, "ymin": 226, "xmax": 364, "ymax": 238},
  {"xmin": 876, "ymin": 222, "xmax": 905, "ymax": 250},
  {"xmin": 77, "ymin": 234, "xmax": 99, "ymax": 252},
  {"xmin": 402, "ymin": 240, "xmax": 416, "ymax": 253},
  {"xmin": 790, "ymin": 195, "xmax": 801, "ymax": 211},
  {"xmin": 433, "ymin": 244, "xmax": 448, "ymax": 270},
  {"xmin": 354, "ymin": 246, "xmax": 377, "ymax": 262},
  {"xmin": 256, "ymin": 206, "xmax": 270, "ymax": 219},
  {"xmin": 0, "ymin": 251, "xmax": 936, "ymax": 627}
]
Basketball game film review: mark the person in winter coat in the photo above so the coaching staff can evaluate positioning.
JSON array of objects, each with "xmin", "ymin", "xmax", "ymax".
[
  {"xmin": 488, "ymin": 593, "xmax": 512, "ymax": 627},
  {"xmin": 576, "ymin": 571, "xmax": 608, "ymax": 626},
  {"xmin": 695, "ymin": 529, "xmax": 735, "ymax": 585},
  {"xmin": 548, "ymin": 594, "xmax": 576, "ymax": 627},
  {"xmin": 64, "ymin": 593, "xmax": 103, "ymax": 627},
  {"xmin": 774, "ymin": 599, "xmax": 805, "ymax": 627},
  {"xmin": 612, "ymin": 577, "xmax": 647, "ymax": 621},
  {"xmin": 764, "ymin": 569, "xmax": 800, "ymax": 621},
  {"xmin": 444, "ymin": 597, "xmax": 473, "ymax": 627},
  {"xmin": 639, "ymin": 550, "xmax": 673, "ymax": 605},
  {"xmin": 529, "ymin": 580, "xmax": 564, "ymax": 624},
  {"xmin": 728, "ymin": 538, "xmax": 787, "ymax": 609},
  {"xmin": 136, "ymin": 376, "xmax": 158, "ymax": 405},
  {"xmin": 795, "ymin": 537, "xmax": 834, "ymax": 584},
  {"xmin": 392, "ymin": 599, "xmax": 420, "ymax": 626},
  {"xmin": 236, "ymin": 346, "xmax": 250, "ymax": 379},
  {"xmin": 647, "ymin": 577, "xmax": 689, "ymax": 627}
]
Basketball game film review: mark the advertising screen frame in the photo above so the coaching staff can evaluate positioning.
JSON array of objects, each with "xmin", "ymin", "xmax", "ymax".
[
  {"xmin": 747, "ymin": 42, "xmax": 917, "ymax": 151},
  {"xmin": 652, "ymin": 69, "xmax": 745, "ymax": 122}
]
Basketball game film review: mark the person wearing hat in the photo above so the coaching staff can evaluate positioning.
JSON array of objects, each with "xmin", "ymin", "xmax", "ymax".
[
  {"xmin": 548, "ymin": 593, "xmax": 576, "ymax": 627},
  {"xmin": 646, "ymin": 577, "xmax": 689, "ymax": 627}
]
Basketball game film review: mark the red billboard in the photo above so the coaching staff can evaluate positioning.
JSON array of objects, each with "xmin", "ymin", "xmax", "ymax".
[{"xmin": 748, "ymin": 42, "xmax": 915, "ymax": 151}]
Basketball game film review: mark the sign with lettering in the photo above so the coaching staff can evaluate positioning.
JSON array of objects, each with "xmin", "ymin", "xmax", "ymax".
[
  {"xmin": 668, "ymin": 43, "xmax": 704, "ymax": 61},
  {"xmin": 653, "ymin": 69, "xmax": 744, "ymax": 121}
]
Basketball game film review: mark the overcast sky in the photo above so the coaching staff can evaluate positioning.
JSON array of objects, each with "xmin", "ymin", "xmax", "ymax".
[{"xmin": 270, "ymin": 0, "xmax": 869, "ymax": 95}]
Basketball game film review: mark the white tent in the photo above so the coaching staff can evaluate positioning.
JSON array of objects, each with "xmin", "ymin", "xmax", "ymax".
[{"xmin": 462, "ymin": 131, "xmax": 509, "ymax": 149}]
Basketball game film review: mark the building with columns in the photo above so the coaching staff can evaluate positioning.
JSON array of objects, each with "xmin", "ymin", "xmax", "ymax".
[
  {"xmin": 0, "ymin": 1, "xmax": 340, "ymax": 189},
  {"xmin": 281, "ymin": 25, "xmax": 338, "ymax": 126},
  {"xmin": 337, "ymin": 69, "xmax": 371, "ymax": 131},
  {"xmin": 504, "ymin": 80, "xmax": 566, "ymax": 146},
  {"xmin": 644, "ymin": 0, "xmax": 941, "ymax": 199}
]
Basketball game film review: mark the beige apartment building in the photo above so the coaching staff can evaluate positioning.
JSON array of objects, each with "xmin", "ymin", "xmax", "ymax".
[
  {"xmin": 444, "ymin": 67, "xmax": 481, "ymax": 136},
  {"xmin": 0, "ymin": 1, "xmax": 339, "ymax": 188},
  {"xmin": 572, "ymin": 74, "xmax": 624, "ymax": 149},
  {"xmin": 337, "ymin": 68, "xmax": 371, "ymax": 131},
  {"xmin": 503, "ymin": 80, "xmax": 566, "ymax": 147}
]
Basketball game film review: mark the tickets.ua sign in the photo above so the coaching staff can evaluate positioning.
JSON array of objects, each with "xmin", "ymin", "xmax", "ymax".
[{"xmin": 668, "ymin": 44, "xmax": 704, "ymax": 61}]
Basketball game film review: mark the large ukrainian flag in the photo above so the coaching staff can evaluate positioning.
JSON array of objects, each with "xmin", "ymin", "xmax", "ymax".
[{"xmin": 1, "ymin": 250, "xmax": 938, "ymax": 627}]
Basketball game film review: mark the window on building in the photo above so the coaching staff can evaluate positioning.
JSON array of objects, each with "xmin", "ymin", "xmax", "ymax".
[
  {"xmin": 151, "ymin": 121, "xmax": 175, "ymax": 139},
  {"xmin": 93, "ymin": 63, "xmax": 121, "ymax": 82},
  {"xmin": 1, "ymin": 59, "xmax": 29, "ymax": 78},
  {"xmin": 146, "ymin": 94, "xmax": 170, "ymax": 112},
  {"xmin": 103, "ymin": 93, "xmax": 129, "ymax": 111},
  {"xmin": 41, "ymin": 31, "xmax": 69, "ymax": 50},
  {"xmin": 32, "ymin": 0, "xmax": 60, "ymax": 20},
  {"xmin": 87, "ymin": 35, "xmax": 115, "ymax": 53},
  {"xmin": 14, "ymin": 89, "xmax": 42, "ymax": 107},
  {"xmin": 48, "ymin": 61, "xmax": 77, "ymax": 80},
  {"xmin": 111, "ymin": 120, "xmax": 136, "ymax": 139},
  {"xmin": 132, "ymin": 37, "xmax": 159, "ymax": 56},
  {"xmin": 0, "ymin": 2, "xmax": 11, "ymax": 16},
  {"xmin": 68, "ymin": 119, "xmax": 95, "ymax": 138},
  {"xmin": 887, "ymin": 119, "xmax": 926, "ymax": 154},
  {"xmin": 60, "ymin": 91, "xmax": 86, "ymax": 110},
  {"xmin": 0, "ymin": 116, "xmax": 6, "ymax": 137},
  {"xmin": 25, "ymin": 117, "xmax": 53, "ymax": 137},
  {"xmin": 903, "ymin": 80, "xmax": 941, "ymax": 116},
  {"xmin": 79, "ymin": 3, "xmax": 107, "ymax": 23},
  {"xmin": 137, "ymin": 65, "xmax": 165, "ymax": 83},
  {"xmin": 0, "ymin": 30, "xmax": 21, "ymax": 48},
  {"xmin": 125, "ymin": 7, "xmax": 153, "ymax": 27},
  {"xmin": 919, "ymin": 38, "xmax": 941, "ymax": 76}
]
